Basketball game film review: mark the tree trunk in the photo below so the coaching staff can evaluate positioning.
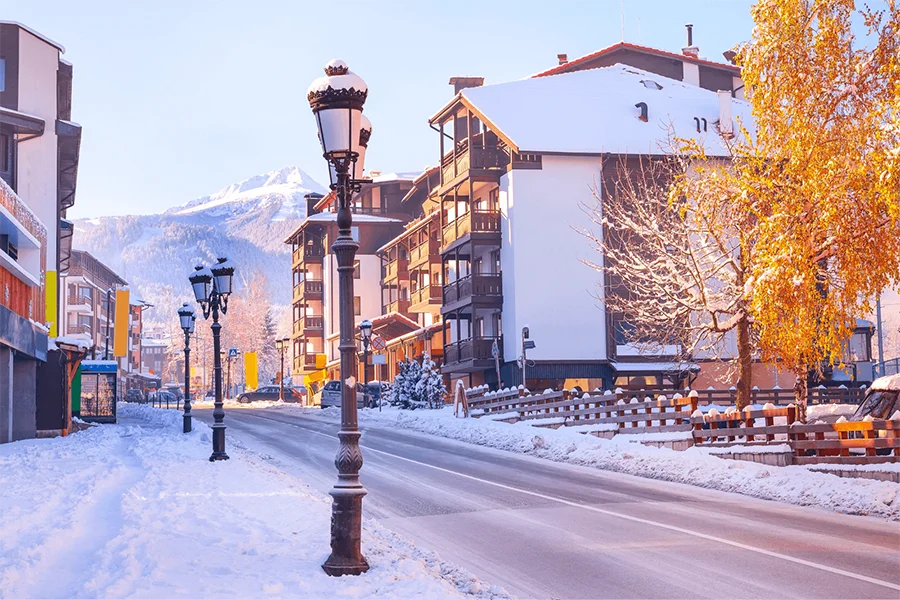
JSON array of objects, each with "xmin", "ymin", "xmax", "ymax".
[
  {"xmin": 735, "ymin": 317, "xmax": 753, "ymax": 410},
  {"xmin": 793, "ymin": 375, "xmax": 808, "ymax": 423}
]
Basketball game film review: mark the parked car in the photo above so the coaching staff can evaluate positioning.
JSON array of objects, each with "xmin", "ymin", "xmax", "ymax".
[
  {"xmin": 163, "ymin": 385, "xmax": 184, "ymax": 400},
  {"xmin": 125, "ymin": 389, "xmax": 144, "ymax": 403},
  {"xmin": 157, "ymin": 390, "xmax": 177, "ymax": 406},
  {"xmin": 237, "ymin": 385, "xmax": 307, "ymax": 404},
  {"xmin": 319, "ymin": 380, "xmax": 365, "ymax": 409},
  {"xmin": 852, "ymin": 374, "xmax": 900, "ymax": 421}
]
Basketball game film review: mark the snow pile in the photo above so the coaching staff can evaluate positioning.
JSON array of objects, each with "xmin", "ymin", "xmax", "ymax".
[
  {"xmin": 356, "ymin": 407, "xmax": 900, "ymax": 520},
  {"xmin": 0, "ymin": 403, "xmax": 509, "ymax": 599}
]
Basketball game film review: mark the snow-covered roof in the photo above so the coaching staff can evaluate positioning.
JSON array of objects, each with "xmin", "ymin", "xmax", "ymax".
[
  {"xmin": 0, "ymin": 21, "xmax": 65, "ymax": 53},
  {"xmin": 369, "ymin": 171, "xmax": 421, "ymax": 183},
  {"xmin": 871, "ymin": 374, "xmax": 900, "ymax": 391},
  {"xmin": 612, "ymin": 361, "xmax": 699, "ymax": 373},
  {"xmin": 450, "ymin": 64, "xmax": 753, "ymax": 156},
  {"xmin": 53, "ymin": 336, "xmax": 91, "ymax": 351},
  {"xmin": 302, "ymin": 212, "xmax": 401, "ymax": 225}
]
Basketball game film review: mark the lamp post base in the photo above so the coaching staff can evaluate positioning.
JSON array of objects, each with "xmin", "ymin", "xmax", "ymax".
[
  {"xmin": 183, "ymin": 414, "xmax": 192, "ymax": 434},
  {"xmin": 322, "ymin": 491, "xmax": 369, "ymax": 576},
  {"xmin": 209, "ymin": 425, "xmax": 229, "ymax": 461}
]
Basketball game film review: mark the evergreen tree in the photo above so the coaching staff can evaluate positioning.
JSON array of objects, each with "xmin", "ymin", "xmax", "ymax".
[
  {"xmin": 416, "ymin": 353, "xmax": 447, "ymax": 409},
  {"xmin": 388, "ymin": 358, "xmax": 410, "ymax": 407},
  {"xmin": 403, "ymin": 358, "xmax": 424, "ymax": 409}
]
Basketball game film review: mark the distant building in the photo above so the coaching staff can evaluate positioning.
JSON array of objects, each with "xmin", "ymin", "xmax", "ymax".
[
  {"xmin": 60, "ymin": 250, "xmax": 126, "ymax": 358},
  {"xmin": 0, "ymin": 22, "xmax": 81, "ymax": 442}
]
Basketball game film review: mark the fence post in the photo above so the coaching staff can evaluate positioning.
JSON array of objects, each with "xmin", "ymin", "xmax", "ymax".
[{"xmin": 786, "ymin": 405, "xmax": 800, "ymax": 458}]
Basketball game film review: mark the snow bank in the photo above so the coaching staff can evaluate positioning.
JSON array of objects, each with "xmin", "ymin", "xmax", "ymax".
[
  {"xmin": 356, "ymin": 407, "xmax": 900, "ymax": 520},
  {"xmin": 0, "ymin": 403, "xmax": 510, "ymax": 599}
]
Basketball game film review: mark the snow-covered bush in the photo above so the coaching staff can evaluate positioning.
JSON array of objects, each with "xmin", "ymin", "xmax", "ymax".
[{"xmin": 388, "ymin": 354, "xmax": 446, "ymax": 410}]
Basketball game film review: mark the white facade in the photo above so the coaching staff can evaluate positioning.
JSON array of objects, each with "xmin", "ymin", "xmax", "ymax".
[
  {"xmin": 323, "ymin": 253, "xmax": 382, "ymax": 362},
  {"xmin": 499, "ymin": 156, "xmax": 606, "ymax": 363}
]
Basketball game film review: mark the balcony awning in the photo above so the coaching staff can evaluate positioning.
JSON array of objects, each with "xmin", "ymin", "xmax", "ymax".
[
  {"xmin": 0, "ymin": 107, "xmax": 45, "ymax": 136},
  {"xmin": 56, "ymin": 120, "xmax": 82, "ymax": 212}
]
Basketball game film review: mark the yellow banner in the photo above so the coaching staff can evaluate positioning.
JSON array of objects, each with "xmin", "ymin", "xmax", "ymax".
[
  {"xmin": 304, "ymin": 369, "xmax": 326, "ymax": 386},
  {"xmin": 113, "ymin": 289, "xmax": 129, "ymax": 357},
  {"xmin": 315, "ymin": 353, "xmax": 327, "ymax": 369},
  {"xmin": 45, "ymin": 271, "xmax": 57, "ymax": 337},
  {"xmin": 244, "ymin": 352, "xmax": 258, "ymax": 390}
]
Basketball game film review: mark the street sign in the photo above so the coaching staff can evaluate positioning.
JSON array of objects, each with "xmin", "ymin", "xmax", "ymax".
[
  {"xmin": 372, "ymin": 354, "xmax": 387, "ymax": 365},
  {"xmin": 523, "ymin": 340, "xmax": 536, "ymax": 350},
  {"xmin": 491, "ymin": 340, "xmax": 500, "ymax": 358},
  {"xmin": 228, "ymin": 348, "xmax": 238, "ymax": 358},
  {"xmin": 371, "ymin": 336, "xmax": 387, "ymax": 351}
]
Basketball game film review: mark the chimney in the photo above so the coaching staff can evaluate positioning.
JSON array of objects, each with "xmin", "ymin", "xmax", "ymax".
[
  {"xmin": 682, "ymin": 23, "xmax": 699, "ymax": 58},
  {"xmin": 557, "ymin": 53, "xmax": 568, "ymax": 66},
  {"xmin": 718, "ymin": 90, "xmax": 733, "ymax": 137},
  {"xmin": 449, "ymin": 76, "xmax": 484, "ymax": 95}
]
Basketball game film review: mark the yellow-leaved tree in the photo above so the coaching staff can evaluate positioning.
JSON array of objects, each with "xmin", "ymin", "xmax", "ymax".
[{"xmin": 736, "ymin": 0, "xmax": 900, "ymax": 421}]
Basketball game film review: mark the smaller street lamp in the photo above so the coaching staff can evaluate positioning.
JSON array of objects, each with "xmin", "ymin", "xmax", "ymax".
[
  {"xmin": 177, "ymin": 302, "xmax": 196, "ymax": 433},
  {"xmin": 275, "ymin": 337, "xmax": 290, "ymax": 401},
  {"xmin": 359, "ymin": 319, "xmax": 373, "ymax": 409},
  {"xmin": 189, "ymin": 257, "xmax": 235, "ymax": 461}
]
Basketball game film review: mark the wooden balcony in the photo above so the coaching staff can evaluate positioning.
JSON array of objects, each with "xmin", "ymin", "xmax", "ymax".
[
  {"xmin": 384, "ymin": 257, "xmax": 409, "ymax": 282},
  {"xmin": 409, "ymin": 285, "xmax": 442, "ymax": 313},
  {"xmin": 293, "ymin": 279, "xmax": 324, "ymax": 303},
  {"xmin": 442, "ymin": 273, "xmax": 502, "ymax": 310},
  {"xmin": 68, "ymin": 324, "xmax": 92, "ymax": 335},
  {"xmin": 408, "ymin": 238, "xmax": 440, "ymax": 267},
  {"xmin": 293, "ymin": 353, "xmax": 319, "ymax": 372},
  {"xmin": 293, "ymin": 244, "xmax": 326, "ymax": 266},
  {"xmin": 441, "ymin": 210, "xmax": 500, "ymax": 250},
  {"xmin": 443, "ymin": 336, "xmax": 501, "ymax": 367},
  {"xmin": 440, "ymin": 144, "xmax": 506, "ymax": 188},
  {"xmin": 294, "ymin": 315, "xmax": 324, "ymax": 336},
  {"xmin": 385, "ymin": 298, "xmax": 411, "ymax": 315}
]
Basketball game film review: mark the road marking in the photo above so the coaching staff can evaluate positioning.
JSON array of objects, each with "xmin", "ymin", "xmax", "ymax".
[{"xmin": 241, "ymin": 412, "xmax": 900, "ymax": 592}]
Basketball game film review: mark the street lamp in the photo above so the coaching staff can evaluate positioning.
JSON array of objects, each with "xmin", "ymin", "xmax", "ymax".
[
  {"xmin": 189, "ymin": 257, "xmax": 235, "ymax": 461},
  {"xmin": 359, "ymin": 319, "xmax": 373, "ymax": 409},
  {"xmin": 308, "ymin": 58, "xmax": 371, "ymax": 576},
  {"xmin": 275, "ymin": 337, "xmax": 290, "ymax": 401},
  {"xmin": 178, "ymin": 302, "xmax": 196, "ymax": 433}
]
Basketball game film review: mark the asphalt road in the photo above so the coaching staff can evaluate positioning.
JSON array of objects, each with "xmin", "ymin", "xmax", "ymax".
[{"xmin": 193, "ymin": 407, "xmax": 900, "ymax": 600}]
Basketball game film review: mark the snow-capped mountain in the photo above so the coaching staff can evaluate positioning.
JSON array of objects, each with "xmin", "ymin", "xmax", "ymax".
[{"xmin": 72, "ymin": 166, "xmax": 327, "ymax": 327}]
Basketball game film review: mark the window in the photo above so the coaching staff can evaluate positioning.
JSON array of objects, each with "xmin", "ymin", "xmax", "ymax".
[
  {"xmin": 353, "ymin": 296, "xmax": 361, "ymax": 316},
  {"xmin": 0, "ymin": 59, "xmax": 5, "ymax": 92},
  {"xmin": 351, "ymin": 227, "xmax": 360, "ymax": 242},
  {"xmin": 353, "ymin": 261, "xmax": 360, "ymax": 279}
]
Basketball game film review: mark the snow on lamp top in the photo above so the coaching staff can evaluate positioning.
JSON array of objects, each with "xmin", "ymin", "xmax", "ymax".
[
  {"xmin": 189, "ymin": 265, "xmax": 212, "ymax": 303},
  {"xmin": 307, "ymin": 59, "xmax": 368, "ymax": 110},
  {"xmin": 210, "ymin": 257, "xmax": 235, "ymax": 296}
]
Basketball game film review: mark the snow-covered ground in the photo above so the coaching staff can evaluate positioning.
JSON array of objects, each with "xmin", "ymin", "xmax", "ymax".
[
  {"xmin": 0, "ymin": 404, "xmax": 509, "ymax": 600},
  {"xmin": 327, "ymin": 406, "xmax": 900, "ymax": 520}
]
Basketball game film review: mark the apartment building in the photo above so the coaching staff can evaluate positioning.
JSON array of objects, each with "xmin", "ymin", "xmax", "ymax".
[
  {"xmin": 285, "ymin": 175, "xmax": 418, "ymax": 381},
  {"xmin": 428, "ymin": 60, "xmax": 752, "ymax": 391},
  {"xmin": 0, "ymin": 22, "xmax": 81, "ymax": 442},
  {"xmin": 61, "ymin": 250, "xmax": 126, "ymax": 357}
]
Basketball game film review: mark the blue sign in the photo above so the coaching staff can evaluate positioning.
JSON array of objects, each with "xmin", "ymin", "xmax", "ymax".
[
  {"xmin": 228, "ymin": 348, "xmax": 238, "ymax": 358},
  {"xmin": 491, "ymin": 340, "xmax": 500, "ymax": 358}
]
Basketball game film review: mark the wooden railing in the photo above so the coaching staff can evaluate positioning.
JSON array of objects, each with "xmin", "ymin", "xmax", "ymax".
[
  {"xmin": 442, "ymin": 210, "xmax": 500, "ymax": 248},
  {"xmin": 295, "ymin": 244, "xmax": 326, "ymax": 264},
  {"xmin": 443, "ymin": 273, "xmax": 502, "ymax": 305},
  {"xmin": 444, "ymin": 336, "xmax": 500, "ymax": 365},
  {"xmin": 298, "ymin": 315, "xmax": 324, "ymax": 332},
  {"xmin": 384, "ymin": 257, "xmax": 408, "ymax": 281},
  {"xmin": 409, "ymin": 239, "xmax": 439, "ymax": 266},
  {"xmin": 385, "ymin": 299, "xmax": 410, "ymax": 315},
  {"xmin": 410, "ymin": 285, "xmax": 441, "ymax": 307},
  {"xmin": 441, "ymin": 143, "xmax": 506, "ymax": 184}
]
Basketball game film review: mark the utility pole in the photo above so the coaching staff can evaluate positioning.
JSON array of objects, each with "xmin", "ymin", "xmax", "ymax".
[{"xmin": 876, "ymin": 295, "xmax": 885, "ymax": 368}]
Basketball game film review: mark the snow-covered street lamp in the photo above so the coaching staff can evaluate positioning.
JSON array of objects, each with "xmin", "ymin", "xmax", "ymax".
[
  {"xmin": 177, "ymin": 302, "xmax": 196, "ymax": 434},
  {"xmin": 308, "ymin": 58, "xmax": 371, "ymax": 576},
  {"xmin": 275, "ymin": 337, "xmax": 290, "ymax": 401},
  {"xmin": 189, "ymin": 257, "xmax": 235, "ymax": 461}
]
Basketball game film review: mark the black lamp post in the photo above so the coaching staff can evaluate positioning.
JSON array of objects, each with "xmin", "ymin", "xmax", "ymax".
[
  {"xmin": 276, "ymin": 337, "xmax": 290, "ymax": 401},
  {"xmin": 189, "ymin": 257, "xmax": 235, "ymax": 462},
  {"xmin": 359, "ymin": 319, "xmax": 372, "ymax": 408},
  {"xmin": 178, "ymin": 302, "xmax": 196, "ymax": 433},
  {"xmin": 308, "ymin": 58, "xmax": 372, "ymax": 576}
]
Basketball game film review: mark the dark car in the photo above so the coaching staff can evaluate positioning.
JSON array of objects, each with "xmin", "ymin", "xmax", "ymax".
[
  {"xmin": 237, "ymin": 385, "xmax": 307, "ymax": 404},
  {"xmin": 125, "ymin": 389, "xmax": 144, "ymax": 403},
  {"xmin": 851, "ymin": 374, "xmax": 899, "ymax": 421}
]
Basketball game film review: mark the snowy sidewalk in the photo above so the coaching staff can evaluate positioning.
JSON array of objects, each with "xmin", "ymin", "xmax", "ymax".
[{"xmin": 0, "ymin": 404, "xmax": 509, "ymax": 600}]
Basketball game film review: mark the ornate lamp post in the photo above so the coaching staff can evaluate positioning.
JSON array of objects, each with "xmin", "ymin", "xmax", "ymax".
[
  {"xmin": 189, "ymin": 257, "xmax": 235, "ymax": 461},
  {"xmin": 308, "ymin": 58, "xmax": 372, "ymax": 576},
  {"xmin": 275, "ymin": 337, "xmax": 290, "ymax": 401},
  {"xmin": 359, "ymin": 319, "xmax": 373, "ymax": 408},
  {"xmin": 177, "ymin": 302, "xmax": 196, "ymax": 433}
]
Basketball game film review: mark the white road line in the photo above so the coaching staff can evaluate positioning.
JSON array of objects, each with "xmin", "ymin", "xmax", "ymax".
[{"xmin": 243, "ymin": 412, "xmax": 900, "ymax": 592}]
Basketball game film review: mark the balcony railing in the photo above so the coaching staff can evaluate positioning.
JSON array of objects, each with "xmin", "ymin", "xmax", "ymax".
[
  {"xmin": 69, "ymin": 324, "xmax": 92, "ymax": 335},
  {"xmin": 410, "ymin": 285, "xmax": 441, "ymax": 308},
  {"xmin": 294, "ymin": 279, "xmax": 324, "ymax": 302},
  {"xmin": 408, "ymin": 239, "xmax": 439, "ymax": 266},
  {"xmin": 440, "ymin": 143, "xmax": 506, "ymax": 185},
  {"xmin": 384, "ymin": 257, "xmax": 409, "ymax": 281},
  {"xmin": 295, "ymin": 315, "xmax": 324, "ymax": 335},
  {"xmin": 293, "ymin": 354, "xmax": 320, "ymax": 371},
  {"xmin": 443, "ymin": 273, "xmax": 502, "ymax": 305},
  {"xmin": 444, "ymin": 336, "xmax": 501, "ymax": 365},
  {"xmin": 294, "ymin": 244, "xmax": 326, "ymax": 264},
  {"xmin": 385, "ymin": 299, "xmax": 410, "ymax": 314},
  {"xmin": 67, "ymin": 293, "xmax": 93, "ymax": 306},
  {"xmin": 442, "ymin": 210, "xmax": 500, "ymax": 248}
]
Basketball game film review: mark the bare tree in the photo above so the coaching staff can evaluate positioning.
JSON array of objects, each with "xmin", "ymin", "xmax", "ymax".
[{"xmin": 581, "ymin": 156, "xmax": 759, "ymax": 408}]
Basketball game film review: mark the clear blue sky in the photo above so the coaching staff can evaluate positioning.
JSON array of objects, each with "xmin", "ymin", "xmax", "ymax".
[{"xmin": 4, "ymin": 0, "xmax": 762, "ymax": 217}]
